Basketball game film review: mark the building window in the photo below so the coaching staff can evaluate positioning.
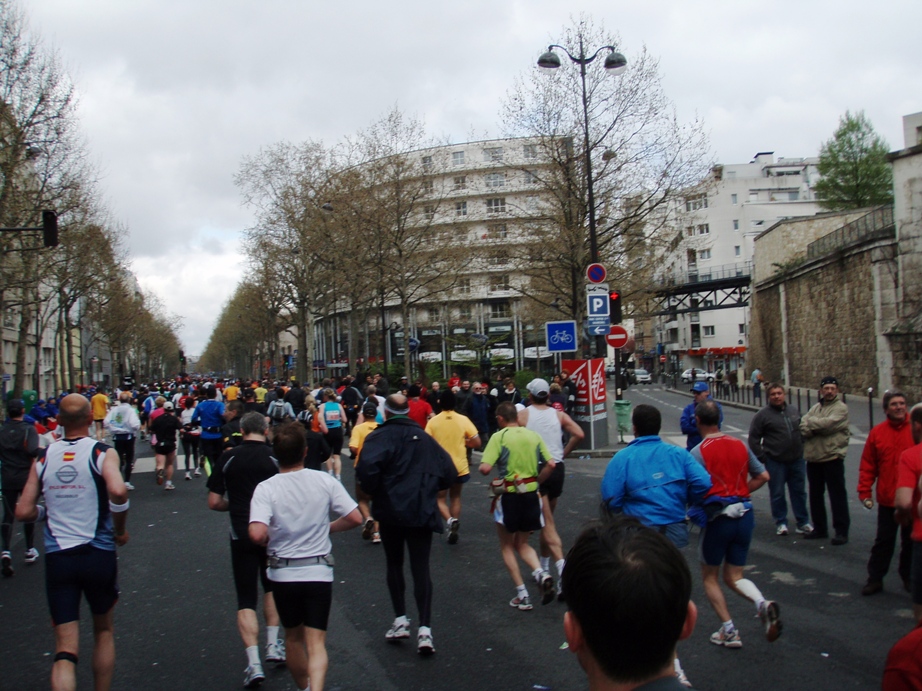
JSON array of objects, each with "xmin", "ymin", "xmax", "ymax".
[
  {"xmin": 426, "ymin": 307, "xmax": 442, "ymax": 322},
  {"xmin": 490, "ymin": 301, "xmax": 511, "ymax": 319},
  {"xmin": 685, "ymin": 194, "xmax": 708, "ymax": 211},
  {"xmin": 486, "ymin": 198, "xmax": 506, "ymax": 214},
  {"xmin": 455, "ymin": 201, "xmax": 467, "ymax": 217},
  {"xmin": 696, "ymin": 224, "xmax": 709, "ymax": 235},
  {"xmin": 422, "ymin": 155, "xmax": 432, "ymax": 171},
  {"xmin": 458, "ymin": 305, "xmax": 472, "ymax": 320},
  {"xmin": 788, "ymin": 191, "xmax": 799, "ymax": 200},
  {"xmin": 490, "ymin": 274, "xmax": 510, "ymax": 292},
  {"xmin": 686, "ymin": 226, "xmax": 695, "ymax": 237},
  {"xmin": 731, "ymin": 193, "xmax": 738, "ymax": 205},
  {"xmin": 703, "ymin": 326, "xmax": 715, "ymax": 337},
  {"xmin": 421, "ymin": 180, "xmax": 433, "ymax": 195},
  {"xmin": 488, "ymin": 223, "xmax": 507, "ymax": 240},
  {"xmin": 452, "ymin": 151, "xmax": 465, "ymax": 166},
  {"xmin": 751, "ymin": 220, "xmax": 764, "ymax": 228},
  {"xmin": 699, "ymin": 249, "xmax": 711, "ymax": 260},
  {"xmin": 489, "ymin": 251, "xmax": 507, "ymax": 266},
  {"xmin": 484, "ymin": 172, "xmax": 506, "ymax": 188},
  {"xmin": 525, "ymin": 196, "xmax": 538, "ymax": 211},
  {"xmin": 734, "ymin": 245, "xmax": 741, "ymax": 257},
  {"xmin": 749, "ymin": 191, "xmax": 759, "ymax": 202},
  {"xmin": 524, "ymin": 170, "xmax": 539, "ymax": 185},
  {"xmin": 483, "ymin": 147, "xmax": 504, "ymax": 162},
  {"xmin": 453, "ymin": 175, "xmax": 467, "ymax": 191},
  {"xmin": 423, "ymin": 205, "xmax": 435, "ymax": 221},
  {"xmin": 523, "ymin": 144, "xmax": 537, "ymax": 159},
  {"xmin": 733, "ymin": 219, "xmax": 739, "ymax": 231},
  {"xmin": 458, "ymin": 278, "xmax": 471, "ymax": 294},
  {"xmin": 739, "ymin": 323, "xmax": 746, "ymax": 334}
]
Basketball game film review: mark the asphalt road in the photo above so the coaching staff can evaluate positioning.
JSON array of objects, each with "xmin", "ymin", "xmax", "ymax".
[{"xmin": 0, "ymin": 386, "xmax": 912, "ymax": 690}]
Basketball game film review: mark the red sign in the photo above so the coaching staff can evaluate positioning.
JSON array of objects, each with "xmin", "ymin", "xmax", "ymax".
[
  {"xmin": 586, "ymin": 263, "xmax": 607, "ymax": 283},
  {"xmin": 660, "ymin": 355, "xmax": 667, "ymax": 363},
  {"xmin": 606, "ymin": 325, "xmax": 629, "ymax": 349},
  {"xmin": 562, "ymin": 358, "xmax": 607, "ymax": 422}
]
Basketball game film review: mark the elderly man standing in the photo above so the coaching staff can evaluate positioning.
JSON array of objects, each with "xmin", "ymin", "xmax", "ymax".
[
  {"xmin": 748, "ymin": 383, "xmax": 813, "ymax": 537},
  {"xmin": 801, "ymin": 376, "xmax": 851, "ymax": 545},
  {"xmin": 858, "ymin": 391, "xmax": 915, "ymax": 595}
]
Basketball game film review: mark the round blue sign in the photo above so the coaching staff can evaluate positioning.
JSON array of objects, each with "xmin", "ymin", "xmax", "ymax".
[{"xmin": 587, "ymin": 263, "xmax": 607, "ymax": 283}]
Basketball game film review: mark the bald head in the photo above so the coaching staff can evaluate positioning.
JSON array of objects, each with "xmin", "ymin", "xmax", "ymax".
[
  {"xmin": 58, "ymin": 394, "xmax": 92, "ymax": 433},
  {"xmin": 384, "ymin": 394, "xmax": 409, "ymax": 418}
]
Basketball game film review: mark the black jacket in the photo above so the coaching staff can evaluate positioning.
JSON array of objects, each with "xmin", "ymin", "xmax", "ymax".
[
  {"xmin": 0, "ymin": 419, "xmax": 39, "ymax": 486},
  {"xmin": 748, "ymin": 403, "xmax": 803, "ymax": 464},
  {"xmin": 355, "ymin": 417, "xmax": 457, "ymax": 532}
]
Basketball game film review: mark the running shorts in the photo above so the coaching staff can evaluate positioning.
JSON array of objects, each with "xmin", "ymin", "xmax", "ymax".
[
  {"xmin": 538, "ymin": 461, "xmax": 565, "ymax": 499},
  {"xmin": 699, "ymin": 510, "xmax": 754, "ymax": 567},
  {"xmin": 325, "ymin": 428, "xmax": 344, "ymax": 455},
  {"xmin": 230, "ymin": 538, "xmax": 273, "ymax": 610},
  {"xmin": 493, "ymin": 492, "xmax": 544, "ymax": 533},
  {"xmin": 271, "ymin": 581, "xmax": 333, "ymax": 630},
  {"xmin": 45, "ymin": 545, "xmax": 119, "ymax": 626}
]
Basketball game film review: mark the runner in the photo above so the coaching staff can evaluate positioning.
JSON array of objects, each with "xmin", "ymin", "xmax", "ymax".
[
  {"xmin": 150, "ymin": 402, "xmax": 182, "ymax": 491},
  {"xmin": 207, "ymin": 412, "xmax": 284, "ymax": 688},
  {"xmin": 91, "ymin": 386, "xmax": 110, "ymax": 441},
  {"xmin": 425, "ymin": 390, "xmax": 480, "ymax": 545},
  {"xmin": 15, "ymin": 393, "xmax": 129, "ymax": 691},
  {"xmin": 349, "ymin": 401, "xmax": 381, "ymax": 544},
  {"xmin": 180, "ymin": 396, "xmax": 201, "ymax": 480},
  {"xmin": 320, "ymin": 388, "xmax": 347, "ymax": 481},
  {"xmin": 478, "ymin": 402, "xmax": 556, "ymax": 609},
  {"xmin": 192, "ymin": 383, "xmax": 226, "ymax": 476},
  {"xmin": 103, "ymin": 391, "xmax": 141, "ymax": 491},
  {"xmin": 249, "ymin": 422, "xmax": 362, "ymax": 691},
  {"xmin": 0, "ymin": 398, "xmax": 40, "ymax": 576}
]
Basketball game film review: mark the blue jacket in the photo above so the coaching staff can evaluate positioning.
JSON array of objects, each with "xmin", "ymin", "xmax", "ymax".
[
  {"xmin": 601, "ymin": 435, "xmax": 712, "ymax": 526},
  {"xmin": 191, "ymin": 400, "xmax": 226, "ymax": 439},
  {"xmin": 680, "ymin": 397, "xmax": 723, "ymax": 450}
]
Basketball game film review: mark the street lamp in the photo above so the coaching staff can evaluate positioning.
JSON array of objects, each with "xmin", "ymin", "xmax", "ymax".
[{"xmin": 537, "ymin": 39, "xmax": 627, "ymax": 357}]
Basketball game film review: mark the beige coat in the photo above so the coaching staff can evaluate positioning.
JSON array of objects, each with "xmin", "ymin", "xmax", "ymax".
[{"xmin": 800, "ymin": 396, "xmax": 849, "ymax": 463}]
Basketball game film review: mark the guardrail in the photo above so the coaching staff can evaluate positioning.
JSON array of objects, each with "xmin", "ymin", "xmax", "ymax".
[{"xmin": 806, "ymin": 206, "xmax": 894, "ymax": 259}]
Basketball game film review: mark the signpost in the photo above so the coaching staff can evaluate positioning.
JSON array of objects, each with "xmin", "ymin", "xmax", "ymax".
[
  {"xmin": 586, "ymin": 283, "xmax": 610, "ymax": 336},
  {"xmin": 586, "ymin": 263, "xmax": 607, "ymax": 284},
  {"xmin": 407, "ymin": 337, "xmax": 420, "ymax": 353},
  {"xmin": 545, "ymin": 321, "xmax": 578, "ymax": 353},
  {"xmin": 605, "ymin": 325, "xmax": 629, "ymax": 349}
]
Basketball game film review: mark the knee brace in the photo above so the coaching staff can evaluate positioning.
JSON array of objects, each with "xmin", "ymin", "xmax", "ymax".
[{"xmin": 54, "ymin": 651, "xmax": 78, "ymax": 665}]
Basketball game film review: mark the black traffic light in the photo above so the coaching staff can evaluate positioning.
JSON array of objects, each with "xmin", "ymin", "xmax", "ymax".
[
  {"xmin": 42, "ymin": 210, "xmax": 58, "ymax": 248},
  {"xmin": 179, "ymin": 349, "xmax": 186, "ymax": 365},
  {"xmin": 609, "ymin": 289, "xmax": 623, "ymax": 324}
]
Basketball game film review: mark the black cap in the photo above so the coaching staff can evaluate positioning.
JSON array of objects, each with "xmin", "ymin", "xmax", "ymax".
[
  {"xmin": 820, "ymin": 376, "xmax": 839, "ymax": 387},
  {"xmin": 362, "ymin": 402, "xmax": 378, "ymax": 417}
]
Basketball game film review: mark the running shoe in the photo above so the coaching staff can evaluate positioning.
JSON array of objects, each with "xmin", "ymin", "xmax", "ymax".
[
  {"xmin": 184, "ymin": 472, "xmax": 192, "ymax": 481},
  {"xmin": 156, "ymin": 468, "xmax": 164, "ymax": 485},
  {"xmin": 509, "ymin": 595, "xmax": 533, "ymax": 611},
  {"xmin": 795, "ymin": 523, "xmax": 814, "ymax": 535},
  {"xmin": 556, "ymin": 579, "xmax": 565, "ymax": 603},
  {"xmin": 536, "ymin": 571, "xmax": 555, "ymax": 605},
  {"xmin": 417, "ymin": 631, "xmax": 435, "ymax": 656},
  {"xmin": 243, "ymin": 662, "xmax": 265, "ymax": 688},
  {"xmin": 775, "ymin": 523, "xmax": 788, "ymax": 536},
  {"xmin": 447, "ymin": 518, "xmax": 460, "ymax": 545},
  {"xmin": 709, "ymin": 627, "xmax": 743, "ymax": 648},
  {"xmin": 760, "ymin": 601, "xmax": 782, "ymax": 642},
  {"xmin": 372, "ymin": 532, "xmax": 381, "ymax": 544},
  {"xmin": 164, "ymin": 481, "xmax": 176, "ymax": 491},
  {"xmin": 24, "ymin": 548, "xmax": 39, "ymax": 564},
  {"xmin": 385, "ymin": 619, "xmax": 411, "ymax": 641},
  {"xmin": 1, "ymin": 550, "xmax": 13, "ymax": 577},
  {"xmin": 362, "ymin": 517, "xmax": 375, "ymax": 540},
  {"xmin": 265, "ymin": 639, "xmax": 286, "ymax": 665},
  {"xmin": 193, "ymin": 468, "xmax": 202, "ymax": 477},
  {"xmin": 125, "ymin": 482, "xmax": 135, "ymax": 491},
  {"xmin": 675, "ymin": 665, "xmax": 693, "ymax": 688}
]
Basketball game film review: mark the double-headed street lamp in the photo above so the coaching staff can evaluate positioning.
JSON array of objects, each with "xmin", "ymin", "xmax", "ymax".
[{"xmin": 537, "ymin": 39, "xmax": 627, "ymax": 359}]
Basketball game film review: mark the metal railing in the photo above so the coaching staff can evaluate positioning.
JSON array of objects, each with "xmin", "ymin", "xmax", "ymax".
[
  {"xmin": 806, "ymin": 206, "xmax": 894, "ymax": 259},
  {"xmin": 659, "ymin": 261, "xmax": 752, "ymax": 287}
]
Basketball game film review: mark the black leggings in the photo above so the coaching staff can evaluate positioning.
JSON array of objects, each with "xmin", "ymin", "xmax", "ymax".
[
  {"xmin": 113, "ymin": 437, "xmax": 136, "ymax": 482},
  {"xmin": 181, "ymin": 435, "xmax": 200, "ymax": 471},
  {"xmin": 379, "ymin": 523, "xmax": 433, "ymax": 626},
  {"xmin": 1, "ymin": 486, "xmax": 34, "ymax": 552},
  {"xmin": 200, "ymin": 437, "xmax": 224, "ymax": 474}
]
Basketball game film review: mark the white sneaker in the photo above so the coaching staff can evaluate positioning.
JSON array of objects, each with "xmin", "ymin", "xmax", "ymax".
[
  {"xmin": 184, "ymin": 472, "xmax": 192, "ymax": 481},
  {"xmin": 385, "ymin": 619, "xmax": 411, "ymax": 641},
  {"xmin": 265, "ymin": 639, "xmax": 286, "ymax": 665},
  {"xmin": 193, "ymin": 468, "xmax": 202, "ymax": 477},
  {"xmin": 243, "ymin": 662, "xmax": 265, "ymax": 688},
  {"xmin": 796, "ymin": 523, "xmax": 814, "ymax": 535},
  {"xmin": 125, "ymin": 482, "xmax": 135, "ymax": 491},
  {"xmin": 24, "ymin": 548, "xmax": 39, "ymax": 564},
  {"xmin": 776, "ymin": 523, "xmax": 789, "ymax": 536},
  {"xmin": 417, "ymin": 630, "xmax": 435, "ymax": 656}
]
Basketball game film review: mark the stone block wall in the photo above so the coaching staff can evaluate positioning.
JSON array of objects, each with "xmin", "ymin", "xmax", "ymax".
[{"xmin": 889, "ymin": 332, "xmax": 922, "ymax": 402}]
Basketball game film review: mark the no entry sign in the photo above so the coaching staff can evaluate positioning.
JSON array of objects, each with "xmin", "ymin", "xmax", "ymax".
[
  {"xmin": 586, "ymin": 263, "xmax": 607, "ymax": 283},
  {"xmin": 606, "ymin": 325, "xmax": 629, "ymax": 349}
]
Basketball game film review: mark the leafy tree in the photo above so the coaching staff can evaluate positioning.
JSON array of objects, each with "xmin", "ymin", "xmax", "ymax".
[{"xmin": 814, "ymin": 110, "xmax": 893, "ymax": 211}]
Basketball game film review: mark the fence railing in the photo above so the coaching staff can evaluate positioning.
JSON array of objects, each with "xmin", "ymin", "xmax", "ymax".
[{"xmin": 806, "ymin": 206, "xmax": 894, "ymax": 259}]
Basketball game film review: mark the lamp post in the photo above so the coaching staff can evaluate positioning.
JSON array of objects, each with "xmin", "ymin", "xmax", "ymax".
[{"xmin": 537, "ymin": 38, "xmax": 626, "ymax": 358}]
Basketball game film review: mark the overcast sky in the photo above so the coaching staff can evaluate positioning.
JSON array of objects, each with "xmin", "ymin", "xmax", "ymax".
[{"xmin": 28, "ymin": 0, "xmax": 922, "ymax": 354}]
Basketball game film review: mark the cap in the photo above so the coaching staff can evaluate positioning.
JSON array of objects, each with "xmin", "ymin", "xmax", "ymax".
[
  {"xmin": 362, "ymin": 402, "xmax": 378, "ymax": 417},
  {"xmin": 820, "ymin": 376, "xmax": 839, "ymax": 387},
  {"xmin": 163, "ymin": 401, "xmax": 174, "ymax": 410},
  {"xmin": 526, "ymin": 378, "xmax": 550, "ymax": 397},
  {"xmin": 692, "ymin": 382, "xmax": 709, "ymax": 393}
]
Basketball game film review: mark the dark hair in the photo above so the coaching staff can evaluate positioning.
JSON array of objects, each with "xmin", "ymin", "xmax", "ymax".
[
  {"xmin": 632, "ymin": 404, "xmax": 661, "ymax": 437},
  {"xmin": 408, "ymin": 384, "xmax": 421, "ymax": 398},
  {"xmin": 272, "ymin": 422, "xmax": 307, "ymax": 468},
  {"xmin": 204, "ymin": 385, "xmax": 217, "ymax": 400},
  {"xmin": 495, "ymin": 401, "xmax": 518, "ymax": 424},
  {"xmin": 764, "ymin": 382, "xmax": 784, "ymax": 395},
  {"xmin": 883, "ymin": 390, "xmax": 907, "ymax": 411},
  {"xmin": 183, "ymin": 396, "xmax": 195, "ymax": 409},
  {"xmin": 563, "ymin": 516, "xmax": 691, "ymax": 684},
  {"xmin": 694, "ymin": 400, "xmax": 721, "ymax": 427},
  {"xmin": 6, "ymin": 399, "xmax": 24, "ymax": 417},
  {"xmin": 227, "ymin": 400, "xmax": 244, "ymax": 415},
  {"xmin": 439, "ymin": 390, "xmax": 456, "ymax": 411}
]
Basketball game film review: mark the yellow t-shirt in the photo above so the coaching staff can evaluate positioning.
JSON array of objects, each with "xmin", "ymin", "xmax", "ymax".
[
  {"xmin": 426, "ymin": 411, "xmax": 478, "ymax": 476},
  {"xmin": 349, "ymin": 421, "xmax": 379, "ymax": 467},
  {"xmin": 224, "ymin": 385, "xmax": 239, "ymax": 401},
  {"xmin": 91, "ymin": 393, "xmax": 109, "ymax": 420},
  {"xmin": 254, "ymin": 386, "xmax": 267, "ymax": 403}
]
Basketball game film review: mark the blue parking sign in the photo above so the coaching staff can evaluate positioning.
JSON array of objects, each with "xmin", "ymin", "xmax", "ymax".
[{"xmin": 546, "ymin": 320, "xmax": 578, "ymax": 353}]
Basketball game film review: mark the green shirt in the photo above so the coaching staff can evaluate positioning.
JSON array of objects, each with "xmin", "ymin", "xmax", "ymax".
[{"xmin": 481, "ymin": 426, "xmax": 552, "ymax": 493}]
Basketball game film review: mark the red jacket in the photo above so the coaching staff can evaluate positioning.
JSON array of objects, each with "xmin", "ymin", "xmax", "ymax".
[{"xmin": 858, "ymin": 418, "xmax": 915, "ymax": 506}]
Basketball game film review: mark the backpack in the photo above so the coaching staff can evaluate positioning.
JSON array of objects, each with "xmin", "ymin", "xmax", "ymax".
[{"xmin": 269, "ymin": 400, "xmax": 289, "ymax": 422}]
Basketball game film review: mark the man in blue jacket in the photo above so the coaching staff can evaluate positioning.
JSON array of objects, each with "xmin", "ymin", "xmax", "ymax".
[
  {"xmin": 356, "ymin": 394, "xmax": 457, "ymax": 656},
  {"xmin": 681, "ymin": 382, "xmax": 722, "ymax": 450}
]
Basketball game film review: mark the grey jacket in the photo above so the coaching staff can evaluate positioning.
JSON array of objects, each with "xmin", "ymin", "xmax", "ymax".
[
  {"xmin": 800, "ymin": 396, "xmax": 849, "ymax": 463},
  {"xmin": 748, "ymin": 403, "xmax": 803, "ymax": 463}
]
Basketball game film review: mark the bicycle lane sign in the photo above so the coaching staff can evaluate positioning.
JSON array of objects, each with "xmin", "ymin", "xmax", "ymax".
[{"xmin": 546, "ymin": 320, "xmax": 578, "ymax": 353}]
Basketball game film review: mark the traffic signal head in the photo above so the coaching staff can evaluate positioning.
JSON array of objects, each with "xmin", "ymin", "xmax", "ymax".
[
  {"xmin": 609, "ymin": 290, "xmax": 623, "ymax": 324},
  {"xmin": 42, "ymin": 210, "xmax": 58, "ymax": 248}
]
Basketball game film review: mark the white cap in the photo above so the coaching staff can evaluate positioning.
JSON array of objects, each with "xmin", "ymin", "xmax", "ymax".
[{"xmin": 526, "ymin": 378, "xmax": 550, "ymax": 397}]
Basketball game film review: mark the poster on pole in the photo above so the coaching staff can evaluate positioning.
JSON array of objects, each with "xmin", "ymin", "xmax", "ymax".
[{"xmin": 562, "ymin": 358, "xmax": 609, "ymax": 450}]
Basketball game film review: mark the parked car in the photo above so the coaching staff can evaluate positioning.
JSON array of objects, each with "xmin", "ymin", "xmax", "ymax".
[
  {"xmin": 605, "ymin": 364, "xmax": 617, "ymax": 378},
  {"xmin": 681, "ymin": 368, "xmax": 715, "ymax": 383},
  {"xmin": 633, "ymin": 368, "xmax": 652, "ymax": 385}
]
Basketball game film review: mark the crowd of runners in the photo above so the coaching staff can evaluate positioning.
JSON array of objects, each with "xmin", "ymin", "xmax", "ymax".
[{"xmin": 3, "ymin": 371, "xmax": 922, "ymax": 689}]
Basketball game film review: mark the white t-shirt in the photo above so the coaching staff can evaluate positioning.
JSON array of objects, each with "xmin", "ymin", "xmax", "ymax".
[{"xmin": 249, "ymin": 468, "xmax": 358, "ymax": 583}]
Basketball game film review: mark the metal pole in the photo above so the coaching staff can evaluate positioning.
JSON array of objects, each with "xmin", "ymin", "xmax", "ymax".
[{"xmin": 868, "ymin": 387, "xmax": 874, "ymax": 430}]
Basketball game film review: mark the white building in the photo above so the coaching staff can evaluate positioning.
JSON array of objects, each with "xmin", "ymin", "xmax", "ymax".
[{"xmin": 655, "ymin": 152, "xmax": 823, "ymax": 374}]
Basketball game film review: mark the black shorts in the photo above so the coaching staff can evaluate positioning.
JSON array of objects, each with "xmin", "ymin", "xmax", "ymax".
[
  {"xmin": 230, "ymin": 538, "xmax": 272, "ymax": 610},
  {"xmin": 494, "ymin": 492, "xmax": 544, "ymax": 533},
  {"xmin": 912, "ymin": 542, "xmax": 922, "ymax": 605},
  {"xmin": 455, "ymin": 473, "xmax": 471, "ymax": 485},
  {"xmin": 45, "ymin": 545, "xmax": 119, "ymax": 626},
  {"xmin": 154, "ymin": 444, "xmax": 177, "ymax": 455},
  {"xmin": 539, "ymin": 462, "xmax": 565, "ymax": 499},
  {"xmin": 271, "ymin": 580, "xmax": 333, "ymax": 630},
  {"xmin": 325, "ymin": 428, "xmax": 344, "ymax": 455}
]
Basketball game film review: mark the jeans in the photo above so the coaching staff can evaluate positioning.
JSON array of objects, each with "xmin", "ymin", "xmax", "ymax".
[
  {"xmin": 806, "ymin": 458, "xmax": 851, "ymax": 537},
  {"xmin": 764, "ymin": 457, "xmax": 810, "ymax": 528},
  {"xmin": 867, "ymin": 505, "xmax": 912, "ymax": 584}
]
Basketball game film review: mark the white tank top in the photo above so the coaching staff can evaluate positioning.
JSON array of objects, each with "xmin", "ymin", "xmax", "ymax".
[
  {"xmin": 526, "ymin": 406, "xmax": 565, "ymax": 462},
  {"xmin": 38, "ymin": 436, "xmax": 115, "ymax": 553}
]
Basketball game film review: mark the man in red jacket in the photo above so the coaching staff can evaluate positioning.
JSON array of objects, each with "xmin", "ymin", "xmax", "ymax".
[{"xmin": 859, "ymin": 391, "xmax": 915, "ymax": 596}]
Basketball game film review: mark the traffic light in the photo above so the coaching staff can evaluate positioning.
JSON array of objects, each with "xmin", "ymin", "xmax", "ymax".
[
  {"xmin": 42, "ymin": 210, "xmax": 58, "ymax": 248},
  {"xmin": 609, "ymin": 289, "xmax": 623, "ymax": 324},
  {"xmin": 179, "ymin": 349, "xmax": 186, "ymax": 366}
]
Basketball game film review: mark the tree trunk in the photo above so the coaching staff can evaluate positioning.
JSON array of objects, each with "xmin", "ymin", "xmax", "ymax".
[{"xmin": 13, "ymin": 298, "xmax": 32, "ymax": 399}]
